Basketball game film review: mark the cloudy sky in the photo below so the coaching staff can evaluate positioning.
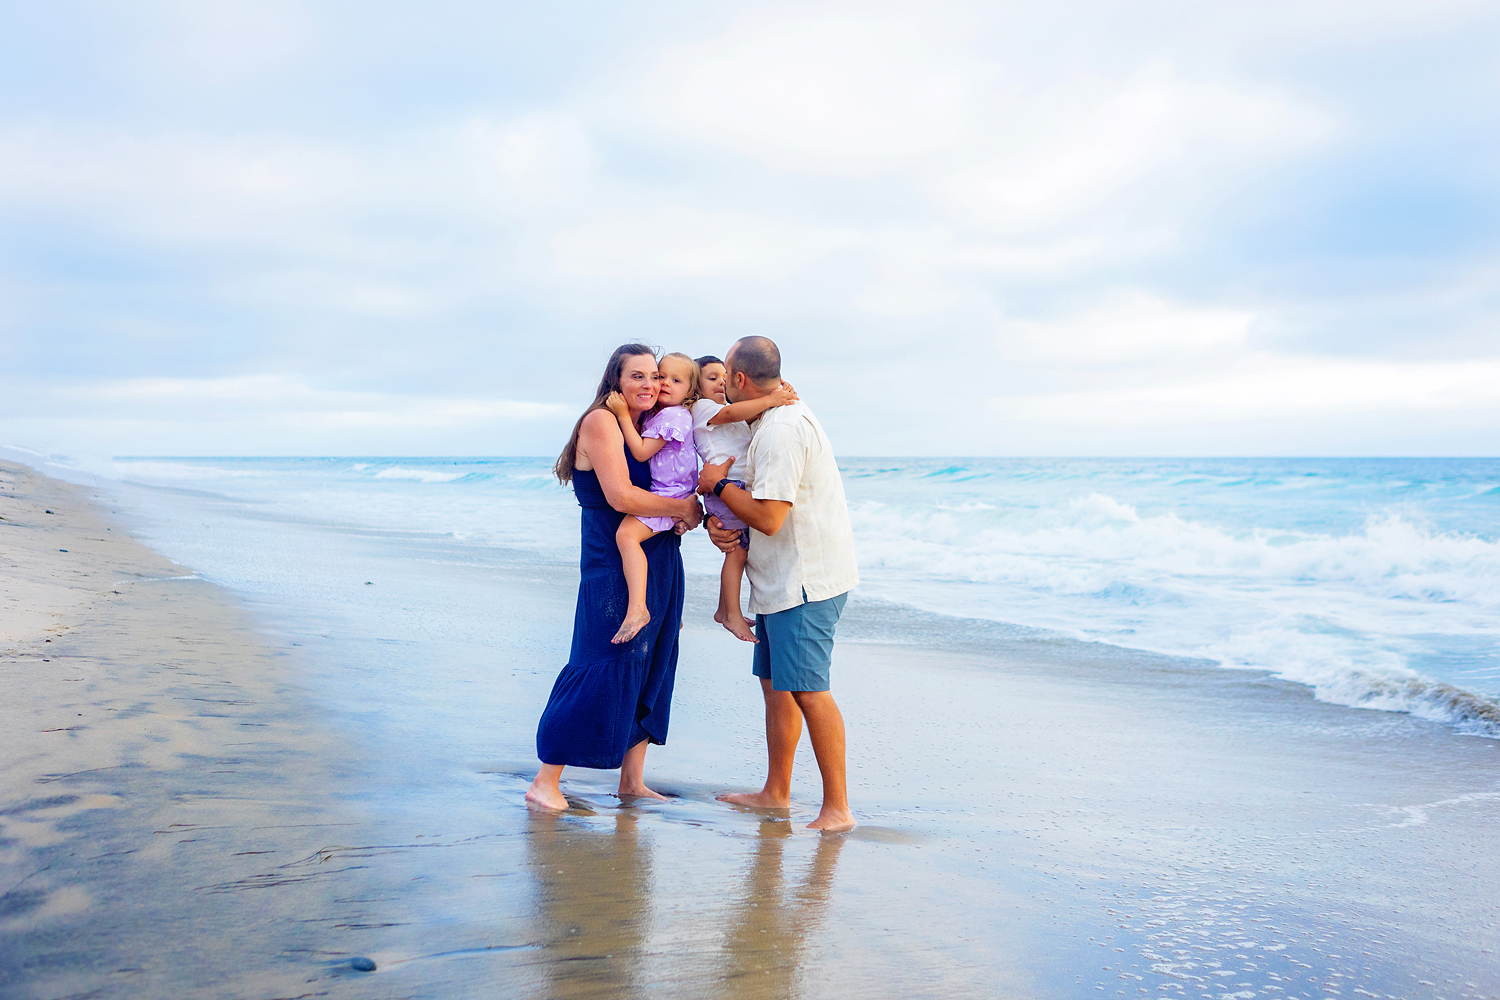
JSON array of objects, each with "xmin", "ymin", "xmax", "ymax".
[{"xmin": 2, "ymin": 0, "xmax": 1498, "ymax": 457}]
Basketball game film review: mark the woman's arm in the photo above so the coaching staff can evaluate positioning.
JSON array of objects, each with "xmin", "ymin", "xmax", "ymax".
[
  {"xmin": 578, "ymin": 410, "xmax": 703, "ymax": 527},
  {"xmin": 606, "ymin": 392, "xmax": 668, "ymax": 461},
  {"xmin": 707, "ymin": 380, "xmax": 798, "ymax": 425}
]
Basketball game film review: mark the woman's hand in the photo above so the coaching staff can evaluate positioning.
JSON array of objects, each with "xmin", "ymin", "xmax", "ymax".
[
  {"xmin": 769, "ymin": 380, "xmax": 799, "ymax": 407},
  {"xmin": 604, "ymin": 391, "xmax": 630, "ymax": 419},
  {"xmin": 705, "ymin": 516, "xmax": 743, "ymax": 553}
]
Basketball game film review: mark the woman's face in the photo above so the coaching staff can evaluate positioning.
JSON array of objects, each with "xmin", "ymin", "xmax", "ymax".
[
  {"xmin": 699, "ymin": 362, "xmax": 728, "ymax": 405},
  {"xmin": 619, "ymin": 354, "xmax": 660, "ymax": 414}
]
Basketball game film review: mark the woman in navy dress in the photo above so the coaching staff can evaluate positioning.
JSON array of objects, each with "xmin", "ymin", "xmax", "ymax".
[{"xmin": 526, "ymin": 345, "xmax": 704, "ymax": 810}]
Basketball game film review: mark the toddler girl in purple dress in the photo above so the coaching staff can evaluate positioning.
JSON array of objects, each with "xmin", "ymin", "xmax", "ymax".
[{"xmin": 606, "ymin": 352, "xmax": 701, "ymax": 644}]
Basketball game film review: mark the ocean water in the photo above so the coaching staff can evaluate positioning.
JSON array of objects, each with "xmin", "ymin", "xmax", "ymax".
[{"xmin": 43, "ymin": 454, "xmax": 1500, "ymax": 735}]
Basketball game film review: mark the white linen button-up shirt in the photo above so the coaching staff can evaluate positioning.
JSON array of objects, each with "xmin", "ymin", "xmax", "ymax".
[{"xmin": 742, "ymin": 401, "xmax": 859, "ymax": 616}]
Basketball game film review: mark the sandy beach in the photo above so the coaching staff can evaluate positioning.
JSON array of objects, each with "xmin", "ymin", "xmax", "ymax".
[
  {"xmin": 0, "ymin": 459, "xmax": 365, "ymax": 996},
  {"xmin": 3, "ymin": 458, "xmax": 1499, "ymax": 999}
]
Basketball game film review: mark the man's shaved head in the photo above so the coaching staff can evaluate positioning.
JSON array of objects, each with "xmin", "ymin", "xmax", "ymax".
[{"xmin": 726, "ymin": 336, "xmax": 781, "ymax": 388}]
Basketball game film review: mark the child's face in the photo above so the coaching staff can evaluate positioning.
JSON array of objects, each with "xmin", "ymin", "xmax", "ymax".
[
  {"xmin": 657, "ymin": 359, "xmax": 694, "ymax": 406},
  {"xmin": 699, "ymin": 362, "xmax": 728, "ymax": 405}
]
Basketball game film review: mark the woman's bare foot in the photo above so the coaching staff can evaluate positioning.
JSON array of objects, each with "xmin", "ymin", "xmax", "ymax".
[
  {"xmin": 611, "ymin": 606, "xmax": 650, "ymax": 644},
  {"xmin": 717, "ymin": 790, "xmax": 791, "ymax": 809},
  {"xmin": 807, "ymin": 807, "xmax": 856, "ymax": 833},
  {"xmin": 525, "ymin": 778, "xmax": 568, "ymax": 812},
  {"xmin": 618, "ymin": 780, "xmax": 669, "ymax": 802},
  {"xmin": 714, "ymin": 608, "xmax": 759, "ymax": 643}
]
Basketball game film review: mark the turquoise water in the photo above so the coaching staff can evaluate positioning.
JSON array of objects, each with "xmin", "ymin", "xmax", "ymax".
[{"xmin": 67, "ymin": 455, "xmax": 1500, "ymax": 733}]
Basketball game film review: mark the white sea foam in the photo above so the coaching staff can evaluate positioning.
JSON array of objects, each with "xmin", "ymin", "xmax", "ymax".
[
  {"xmin": 110, "ymin": 459, "xmax": 278, "ymax": 480},
  {"xmin": 372, "ymin": 467, "xmax": 465, "ymax": 483},
  {"xmin": 849, "ymin": 490, "xmax": 1500, "ymax": 733}
]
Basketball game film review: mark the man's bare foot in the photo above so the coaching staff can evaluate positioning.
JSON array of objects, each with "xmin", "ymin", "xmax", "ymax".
[
  {"xmin": 525, "ymin": 779, "xmax": 568, "ymax": 812},
  {"xmin": 717, "ymin": 790, "xmax": 791, "ymax": 809},
  {"xmin": 807, "ymin": 807, "xmax": 856, "ymax": 833},
  {"xmin": 611, "ymin": 606, "xmax": 650, "ymax": 644},
  {"xmin": 618, "ymin": 781, "xmax": 669, "ymax": 802}
]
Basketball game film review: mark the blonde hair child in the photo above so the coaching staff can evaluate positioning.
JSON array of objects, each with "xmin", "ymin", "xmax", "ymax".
[{"xmin": 606, "ymin": 352, "xmax": 702, "ymax": 644}]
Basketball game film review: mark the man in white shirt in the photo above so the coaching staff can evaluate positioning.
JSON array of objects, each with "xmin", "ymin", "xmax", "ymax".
[{"xmin": 697, "ymin": 336, "xmax": 859, "ymax": 832}]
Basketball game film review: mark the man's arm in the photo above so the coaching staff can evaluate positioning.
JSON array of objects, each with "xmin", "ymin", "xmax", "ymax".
[
  {"xmin": 721, "ymin": 486, "xmax": 792, "ymax": 536},
  {"xmin": 696, "ymin": 458, "xmax": 792, "ymax": 536}
]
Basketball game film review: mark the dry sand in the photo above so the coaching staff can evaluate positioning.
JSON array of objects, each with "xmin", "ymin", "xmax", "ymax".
[{"xmin": 3, "ymin": 459, "xmax": 1499, "ymax": 999}]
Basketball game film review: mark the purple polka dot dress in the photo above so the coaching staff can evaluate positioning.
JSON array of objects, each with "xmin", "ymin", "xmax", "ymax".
[{"xmin": 634, "ymin": 406, "xmax": 698, "ymax": 533}]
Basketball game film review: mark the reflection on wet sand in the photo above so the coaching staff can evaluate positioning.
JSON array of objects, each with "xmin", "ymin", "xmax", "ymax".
[
  {"xmin": 525, "ymin": 809, "xmax": 655, "ymax": 999},
  {"xmin": 522, "ymin": 807, "xmax": 846, "ymax": 1000},
  {"xmin": 713, "ymin": 819, "xmax": 844, "ymax": 1000}
]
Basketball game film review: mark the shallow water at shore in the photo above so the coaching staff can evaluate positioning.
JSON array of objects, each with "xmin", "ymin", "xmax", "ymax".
[
  {"xmin": 3, "ymin": 457, "xmax": 1499, "ymax": 998},
  {"xmin": 57, "ymin": 453, "xmax": 1500, "ymax": 734}
]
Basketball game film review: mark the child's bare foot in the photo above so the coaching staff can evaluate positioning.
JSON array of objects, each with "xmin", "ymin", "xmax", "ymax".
[
  {"xmin": 612, "ymin": 606, "xmax": 650, "ymax": 644},
  {"xmin": 722, "ymin": 614, "xmax": 758, "ymax": 643},
  {"xmin": 714, "ymin": 607, "xmax": 758, "ymax": 641}
]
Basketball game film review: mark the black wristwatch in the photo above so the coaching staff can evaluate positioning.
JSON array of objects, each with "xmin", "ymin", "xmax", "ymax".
[{"xmin": 712, "ymin": 478, "xmax": 733, "ymax": 497}]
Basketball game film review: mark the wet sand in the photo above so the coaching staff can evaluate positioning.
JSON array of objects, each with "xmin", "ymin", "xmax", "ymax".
[
  {"xmin": 3, "ymin": 459, "xmax": 1499, "ymax": 999},
  {"xmin": 0, "ymin": 459, "xmax": 366, "ymax": 997}
]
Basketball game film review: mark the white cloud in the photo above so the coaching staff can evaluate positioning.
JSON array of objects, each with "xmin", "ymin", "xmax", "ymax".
[
  {"xmin": 992, "ymin": 356, "xmax": 1500, "ymax": 426},
  {"xmin": 455, "ymin": 114, "xmax": 598, "ymax": 212},
  {"xmin": 995, "ymin": 292, "xmax": 1255, "ymax": 364},
  {"xmin": 0, "ymin": 127, "xmax": 365, "ymax": 246},
  {"xmin": 546, "ymin": 206, "xmax": 855, "ymax": 285},
  {"xmin": 935, "ymin": 68, "xmax": 1333, "ymax": 235},
  {"xmin": 23, "ymin": 375, "xmax": 568, "ymax": 427},
  {"xmin": 637, "ymin": 13, "xmax": 969, "ymax": 173},
  {"xmin": 130, "ymin": 0, "xmax": 313, "ymax": 84}
]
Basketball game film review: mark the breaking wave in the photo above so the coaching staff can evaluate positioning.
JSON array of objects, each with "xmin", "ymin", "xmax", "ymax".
[{"xmin": 850, "ymin": 490, "xmax": 1500, "ymax": 735}]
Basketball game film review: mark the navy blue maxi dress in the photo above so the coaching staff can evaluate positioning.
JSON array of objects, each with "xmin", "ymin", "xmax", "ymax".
[{"xmin": 535, "ymin": 447, "xmax": 685, "ymax": 769}]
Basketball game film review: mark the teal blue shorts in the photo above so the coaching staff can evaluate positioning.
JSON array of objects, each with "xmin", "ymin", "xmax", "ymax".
[{"xmin": 751, "ymin": 591, "xmax": 848, "ymax": 692}]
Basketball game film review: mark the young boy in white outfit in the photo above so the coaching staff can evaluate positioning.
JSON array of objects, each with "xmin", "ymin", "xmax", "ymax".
[{"xmin": 690, "ymin": 355, "xmax": 797, "ymax": 643}]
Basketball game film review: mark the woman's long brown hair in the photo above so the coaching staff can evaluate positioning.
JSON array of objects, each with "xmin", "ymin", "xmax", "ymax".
[{"xmin": 553, "ymin": 344, "xmax": 659, "ymax": 485}]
